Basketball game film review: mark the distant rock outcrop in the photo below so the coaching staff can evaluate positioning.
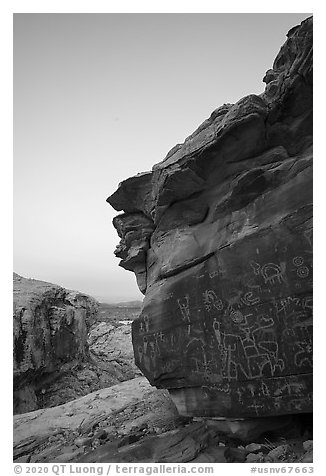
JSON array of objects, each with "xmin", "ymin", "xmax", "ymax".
[
  {"xmin": 107, "ymin": 18, "xmax": 313, "ymax": 418},
  {"xmin": 13, "ymin": 274, "xmax": 143, "ymax": 414},
  {"xmin": 13, "ymin": 273, "xmax": 99, "ymax": 413}
]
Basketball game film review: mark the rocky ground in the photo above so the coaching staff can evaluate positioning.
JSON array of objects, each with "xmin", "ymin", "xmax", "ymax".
[
  {"xmin": 13, "ymin": 283, "xmax": 313, "ymax": 464},
  {"xmin": 13, "ymin": 277, "xmax": 313, "ymax": 464},
  {"xmin": 13, "ymin": 272, "xmax": 142, "ymax": 413},
  {"xmin": 14, "ymin": 374, "xmax": 312, "ymax": 463}
]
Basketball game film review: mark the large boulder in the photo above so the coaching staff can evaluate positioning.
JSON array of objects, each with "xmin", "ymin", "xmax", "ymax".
[
  {"xmin": 13, "ymin": 377, "xmax": 180, "ymax": 463},
  {"xmin": 107, "ymin": 17, "xmax": 313, "ymax": 418},
  {"xmin": 13, "ymin": 273, "xmax": 98, "ymax": 413}
]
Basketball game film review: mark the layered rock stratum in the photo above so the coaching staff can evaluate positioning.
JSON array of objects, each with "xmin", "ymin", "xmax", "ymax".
[
  {"xmin": 107, "ymin": 17, "xmax": 313, "ymax": 418},
  {"xmin": 13, "ymin": 273, "xmax": 141, "ymax": 414},
  {"xmin": 13, "ymin": 273, "xmax": 99, "ymax": 413}
]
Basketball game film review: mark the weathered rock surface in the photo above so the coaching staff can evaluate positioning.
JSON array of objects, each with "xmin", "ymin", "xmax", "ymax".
[
  {"xmin": 14, "ymin": 273, "xmax": 143, "ymax": 413},
  {"xmin": 13, "ymin": 375, "xmax": 312, "ymax": 463},
  {"xmin": 13, "ymin": 273, "xmax": 99, "ymax": 413},
  {"xmin": 37, "ymin": 320, "xmax": 142, "ymax": 409},
  {"xmin": 88, "ymin": 321, "xmax": 140, "ymax": 381},
  {"xmin": 107, "ymin": 17, "xmax": 313, "ymax": 418},
  {"xmin": 13, "ymin": 377, "xmax": 180, "ymax": 462}
]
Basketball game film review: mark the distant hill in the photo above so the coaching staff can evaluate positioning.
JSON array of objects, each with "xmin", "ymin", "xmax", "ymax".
[{"xmin": 96, "ymin": 299, "xmax": 142, "ymax": 309}]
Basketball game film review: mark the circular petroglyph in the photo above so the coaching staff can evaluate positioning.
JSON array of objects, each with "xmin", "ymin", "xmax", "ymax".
[
  {"xmin": 297, "ymin": 266, "xmax": 309, "ymax": 278},
  {"xmin": 293, "ymin": 256, "xmax": 304, "ymax": 267},
  {"xmin": 230, "ymin": 310, "xmax": 244, "ymax": 323}
]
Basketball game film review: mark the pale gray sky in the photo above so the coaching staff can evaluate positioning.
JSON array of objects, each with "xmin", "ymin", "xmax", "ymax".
[{"xmin": 13, "ymin": 13, "xmax": 310, "ymax": 302}]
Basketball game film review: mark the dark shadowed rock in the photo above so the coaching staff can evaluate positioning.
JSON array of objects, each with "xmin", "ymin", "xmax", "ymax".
[
  {"xmin": 78, "ymin": 422, "xmax": 209, "ymax": 463},
  {"xmin": 107, "ymin": 17, "xmax": 313, "ymax": 418}
]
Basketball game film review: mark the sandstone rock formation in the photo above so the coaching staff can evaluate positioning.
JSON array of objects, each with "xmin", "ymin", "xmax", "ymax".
[
  {"xmin": 13, "ymin": 273, "xmax": 142, "ymax": 413},
  {"xmin": 13, "ymin": 377, "xmax": 180, "ymax": 463},
  {"xmin": 13, "ymin": 273, "xmax": 99, "ymax": 413},
  {"xmin": 37, "ymin": 320, "xmax": 141, "ymax": 409},
  {"xmin": 107, "ymin": 17, "xmax": 313, "ymax": 418},
  {"xmin": 13, "ymin": 373, "xmax": 312, "ymax": 463}
]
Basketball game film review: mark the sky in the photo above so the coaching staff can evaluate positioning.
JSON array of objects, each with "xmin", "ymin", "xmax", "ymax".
[{"xmin": 13, "ymin": 13, "xmax": 311, "ymax": 302}]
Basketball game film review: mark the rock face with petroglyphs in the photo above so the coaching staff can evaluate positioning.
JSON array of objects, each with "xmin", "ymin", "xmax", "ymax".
[{"xmin": 107, "ymin": 17, "xmax": 313, "ymax": 418}]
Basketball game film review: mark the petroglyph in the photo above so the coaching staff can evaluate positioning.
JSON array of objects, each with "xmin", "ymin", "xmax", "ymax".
[
  {"xmin": 243, "ymin": 291, "xmax": 260, "ymax": 305},
  {"xmin": 293, "ymin": 256, "xmax": 304, "ymax": 267},
  {"xmin": 250, "ymin": 261, "xmax": 261, "ymax": 276},
  {"xmin": 294, "ymin": 340, "xmax": 313, "ymax": 368},
  {"xmin": 202, "ymin": 290, "xmax": 223, "ymax": 312},
  {"xmin": 212, "ymin": 318, "xmax": 222, "ymax": 345},
  {"xmin": 297, "ymin": 266, "xmax": 309, "ymax": 278},
  {"xmin": 230, "ymin": 310, "xmax": 244, "ymax": 323},
  {"xmin": 228, "ymin": 290, "xmax": 261, "ymax": 310},
  {"xmin": 177, "ymin": 295, "xmax": 191, "ymax": 324},
  {"xmin": 250, "ymin": 260, "xmax": 287, "ymax": 285},
  {"xmin": 274, "ymin": 295, "xmax": 312, "ymax": 316},
  {"xmin": 247, "ymin": 399, "xmax": 264, "ymax": 415},
  {"xmin": 236, "ymin": 387, "xmax": 244, "ymax": 404},
  {"xmin": 292, "ymin": 255, "xmax": 310, "ymax": 279},
  {"xmin": 261, "ymin": 262, "xmax": 287, "ymax": 285},
  {"xmin": 139, "ymin": 314, "xmax": 151, "ymax": 333},
  {"xmin": 261, "ymin": 382, "xmax": 271, "ymax": 397},
  {"xmin": 274, "ymin": 382, "xmax": 305, "ymax": 397},
  {"xmin": 302, "ymin": 296, "xmax": 313, "ymax": 309}
]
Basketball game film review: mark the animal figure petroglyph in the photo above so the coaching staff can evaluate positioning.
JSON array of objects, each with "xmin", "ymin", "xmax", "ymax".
[{"xmin": 249, "ymin": 260, "xmax": 287, "ymax": 285}]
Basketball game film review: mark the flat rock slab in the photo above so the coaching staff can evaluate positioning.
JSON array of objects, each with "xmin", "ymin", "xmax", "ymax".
[{"xmin": 14, "ymin": 377, "xmax": 162, "ymax": 460}]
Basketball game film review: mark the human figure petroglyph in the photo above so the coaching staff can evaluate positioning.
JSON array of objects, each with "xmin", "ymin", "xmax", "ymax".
[
  {"xmin": 236, "ymin": 387, "xmax": 244, "ymax": 404},
  {"xmin": 222, "ymin": 333, "xmax": 251, "ymax": 380},
  {"xmin": 186, "ymin": 337, "xmax": 215, "ymax": 376},
  {"xmin": 177, "ymin": 295, "xmax": 191, "ymax": 324},
  {"xmin": 143, "ymin": 335, "xmax": 148, "ymax": 353},
  {"xmin": 139, "ymin": 313, "xmax": 151, "ymax": 333},
  {"xmin": 212, "ymin": 317, "xmax": 222, "ymax": 345},
  {"xmin": 143, "ymin": 314, "xmax": 151, "ymax": 332},
  {"xmin": 247, "ymin": 384, "xmax": 255, "ymax": 397}
]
